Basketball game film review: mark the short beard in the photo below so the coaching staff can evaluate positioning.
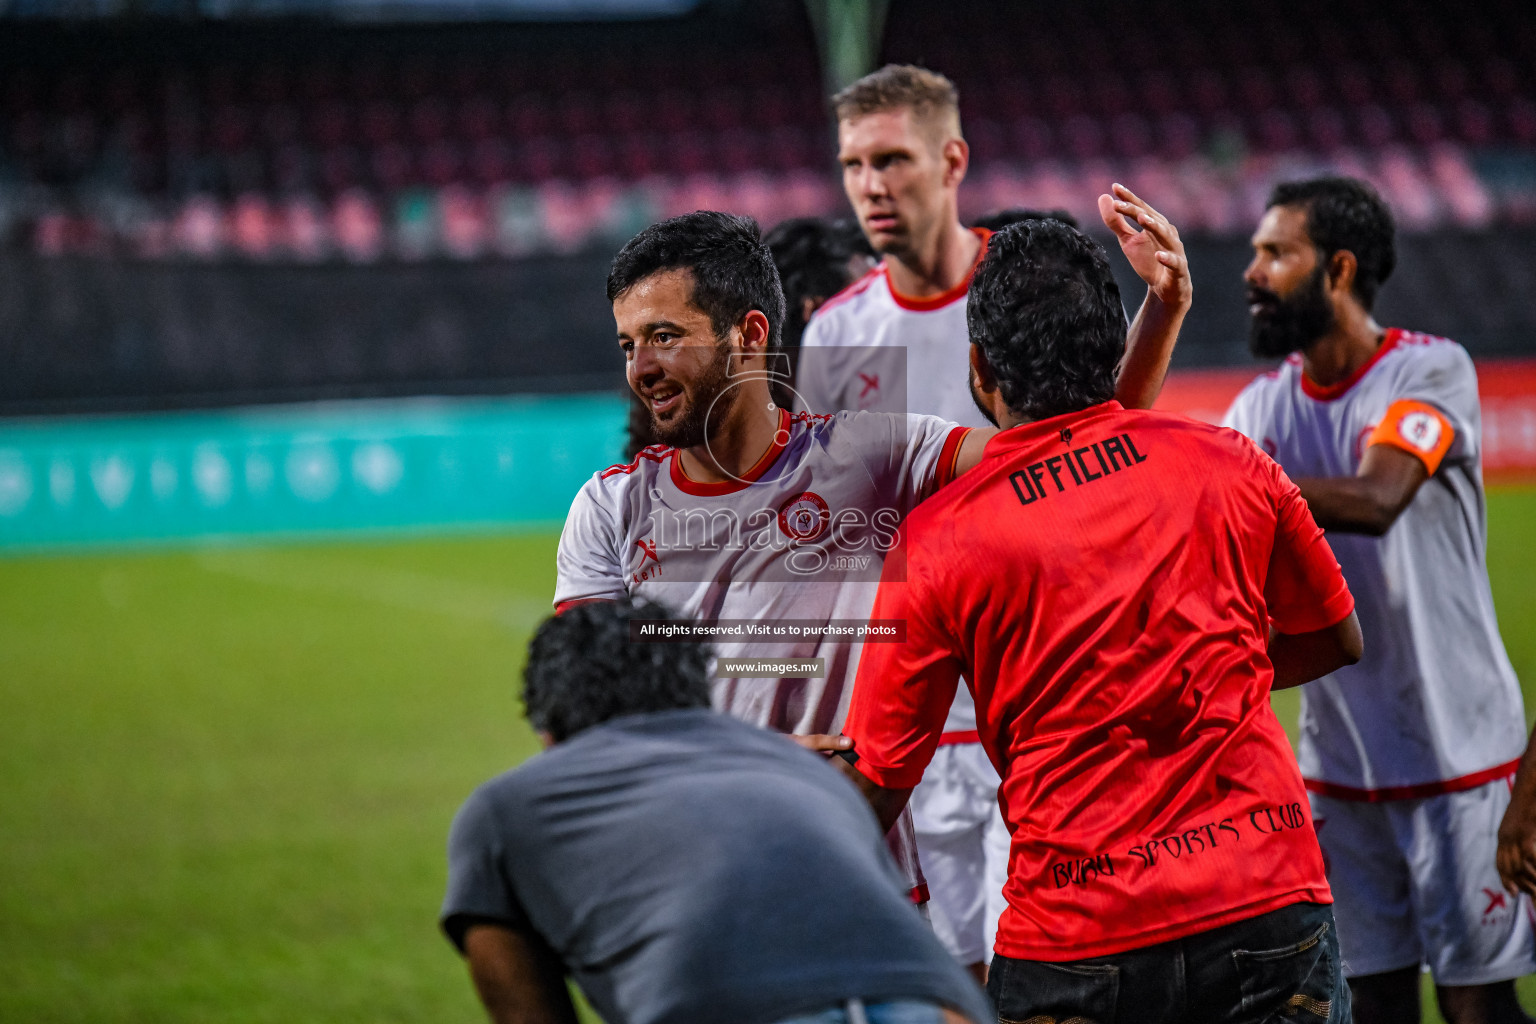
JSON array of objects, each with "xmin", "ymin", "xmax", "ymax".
[
  {"xmin": 968, "ymin": 368, "xmax": 999, "ymax": 427},
  {"xmin": 1248, "ymin": 265, "xmax": 1336, "ymax": 359},
  {"xmin": 648, "ymin": 340, "xmax": 735, "ymax": 449}
]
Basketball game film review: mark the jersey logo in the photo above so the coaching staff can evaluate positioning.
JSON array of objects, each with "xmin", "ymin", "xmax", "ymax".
[
  {"xmin": 1484, "ymin": 888, "xmax": 1509, "ymax": 917},
  {"xmin": 631, "ymin": 538, "xmax": 662, "ymax": 583},
  {"xmin": 777, "ymin": 491, "xmax": 831, "ymax": 543},
  {"xmin": 858, "ymin": 372, "xmax": 880, "ymax": 399},
  {"xmin": 1397, "ymin": 411, "xmax": 1444, "ymax": 453}
]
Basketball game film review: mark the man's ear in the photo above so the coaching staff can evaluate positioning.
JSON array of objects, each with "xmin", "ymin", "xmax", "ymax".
[
  {"xmin": 1326, "ymin": 249, "xmax": 1358, "ymax": 301},
  {"xmin": 942, "ymin": 137, "xmax": 969, "ymax": 189},
  {"xmin": 733, "ymin": 309, "xmax": 772, "ymax": 365}
]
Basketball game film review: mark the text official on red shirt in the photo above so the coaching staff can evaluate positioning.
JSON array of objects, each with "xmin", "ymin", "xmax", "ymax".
[{"xmin": 837, "ymin": 218, "xmax": 1362, "ymax": 1024}]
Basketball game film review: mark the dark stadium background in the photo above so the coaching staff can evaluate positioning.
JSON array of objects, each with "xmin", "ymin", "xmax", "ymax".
[{"xmin": 0, "ymin": 1, "xmax": 1533, "ymax": 1021}]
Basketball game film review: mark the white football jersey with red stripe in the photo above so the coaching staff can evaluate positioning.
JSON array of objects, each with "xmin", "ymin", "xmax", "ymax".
[
  {"xmin": 796, "ymin": 233, "xmax": 992, "ymax": 430},
  {"xmin": 796, "ymin": 235, "xmax": 992, "ymax": 735},
  {"xmin": 555, "ymin": 408, "xmax": 968, "ymax": 894},
  {"xmin": 1223, "ymin": 329, "xmax": 1525, "ymax": 795}
]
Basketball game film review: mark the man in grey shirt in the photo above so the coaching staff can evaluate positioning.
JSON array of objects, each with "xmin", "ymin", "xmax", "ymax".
[{"xmin": 440, "ymin": 598, "xmax": 991, "ymax": 1024}]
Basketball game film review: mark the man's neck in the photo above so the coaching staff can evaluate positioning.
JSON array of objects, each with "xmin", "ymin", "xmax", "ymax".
[
  {"xmin": 1301, "ymin": 310, "xmax": 1386, "ymax": 388},
  {"xmin": 884, "ymin": 219, "xmax": 981, "ymax": 299},
  {"xmin": 676, "ymin": 386, "xmax": 781, "ymax": 484}
]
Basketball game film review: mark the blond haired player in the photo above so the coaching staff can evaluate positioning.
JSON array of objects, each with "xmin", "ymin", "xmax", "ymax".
[
  {"xmin": 796, "ymin": 64, "xmax": 1191, "ymax": 978},
  {"xmin": 1224, "ymin": 176, "xmax": 1534, "ymax": 1024}
]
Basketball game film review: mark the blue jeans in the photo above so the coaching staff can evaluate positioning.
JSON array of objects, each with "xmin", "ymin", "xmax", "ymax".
[
  {"xmin": 987, "ymin": 901, "xmax": 1351, "ymax": 1024},
  {"xmin": 774, "ymin": 998, "xmax": 957, "ymax": 1024}
]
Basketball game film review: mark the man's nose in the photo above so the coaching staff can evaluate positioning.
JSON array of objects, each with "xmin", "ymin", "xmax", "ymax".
[
  {"xmin": 630, "ymin": 344, "xmax": 663, "ymax": 384},
  {"xmin": 1242, "ymin": 255, "xmax": 1264, "ymax": 288},
  {"xmin": 847, "ymin": 163, "xmax": 880, "ymax": 197}
]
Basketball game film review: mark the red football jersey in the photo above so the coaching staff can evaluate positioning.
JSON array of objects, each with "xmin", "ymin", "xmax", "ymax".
[{"xmin": 844, "ymin": 401, "xmax": 1354, "ymax": 961}]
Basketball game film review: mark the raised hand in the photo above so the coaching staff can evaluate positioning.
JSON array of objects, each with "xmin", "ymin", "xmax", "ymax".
[{"xmin": 1098, "ymin": 182, "xmax": 1192, "ymax": 311}]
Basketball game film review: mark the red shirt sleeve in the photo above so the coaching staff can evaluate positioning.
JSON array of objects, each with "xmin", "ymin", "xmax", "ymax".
[
  {"xmin": 841, "ymin": 532, "xmax": 963, "ymax": 790},
  {"xmin": 1263, "ymin": 459, "xmax": 1355, "ymax": 634}
]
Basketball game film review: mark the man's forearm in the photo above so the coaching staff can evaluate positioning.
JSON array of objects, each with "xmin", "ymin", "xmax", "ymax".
[
  {"xmin": 1116, "ymin": 291, "xmax": 1187, "ymax": 411},
  {"xmin": 1296, "ymin": 477, "xmax": 1403, "ymax": 535},
  {"xmin": 1295, "ymin": 442, "xmax": 1429, "ymax": 535},
  {"xmin": 463, "ymin": 925, "xmax": 579, "ymax": 1024},
  {"xmin": 1269, "ymin": 611, "xmax": 1363, "ymax": 690}
]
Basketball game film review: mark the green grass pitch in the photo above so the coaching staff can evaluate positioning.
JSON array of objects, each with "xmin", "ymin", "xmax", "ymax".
[{"xmin": 2, "ymin": 488, "xmax": 1534, "ymax": 1023}]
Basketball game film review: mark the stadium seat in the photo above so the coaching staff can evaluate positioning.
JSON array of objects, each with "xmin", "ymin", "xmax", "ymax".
[{"xmin": 4, "ymin": 0, "xmax": 1535, "ymax": 260}]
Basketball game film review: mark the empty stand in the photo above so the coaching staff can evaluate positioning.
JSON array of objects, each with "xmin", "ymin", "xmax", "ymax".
[{"xmin": 0, "ymin": 0, "xmax": 1534, "ymax": 260}]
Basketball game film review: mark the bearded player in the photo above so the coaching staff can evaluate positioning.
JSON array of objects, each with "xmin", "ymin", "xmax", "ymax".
[
  {"xmin": 1223, "ymin": 176, "xmax": 1534, "ymax": 1024},
  {"xmin": 624, "ymin": 216, "xmax": 874, "ymax": 459},
  {"xmin": 796, "ymin": 64, "xmax": 1191, "ymax": 977},
  {"xmin": 557, "ymin": 206, "xmax": 1186, "ymax": 908}
]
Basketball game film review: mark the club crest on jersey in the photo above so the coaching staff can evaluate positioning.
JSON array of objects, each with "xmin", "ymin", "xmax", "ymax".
[
  {"xmin": 1398, "ymin": 411, "xmax": 1443, "ymax": 453},
  {"xmin": 777, "ymin": 491, "xmax": 831, "ymax": 543},
  {"xmin": 631, "ymin": 538, "xmax": 662, "ymax": 583}
]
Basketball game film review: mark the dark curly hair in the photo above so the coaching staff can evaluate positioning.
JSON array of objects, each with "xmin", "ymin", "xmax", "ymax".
[
  {"xmin": 1267, "ymin": 176, "xmax": 1396, "ymax": 310},
  {"xmin": 522, "ymin": 599, "xmax": 712, "ymax": 742},
  {"xmin": 764, "ymin": 216, "xmax": 873, "ymax": 347},
  {"xmin": 970, "ymin": 207, "xmax": 1080, "ymax": 232},
  {"xmin": 607, "ymin": 210, "xmax": 787, "ymax": 351},
  {"xmin": 967, "ymin": 219, "xmax": 1125, "ymax": 421}
]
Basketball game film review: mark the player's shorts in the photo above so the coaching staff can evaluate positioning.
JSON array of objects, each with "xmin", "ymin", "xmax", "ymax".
[
  {"xmin": 1311, "ymin": 774, "xmax": 1536, "ymax": 986},
  {"xmin": 909, "ymin": 740, "xmax": 1010, "ymax": 965}
]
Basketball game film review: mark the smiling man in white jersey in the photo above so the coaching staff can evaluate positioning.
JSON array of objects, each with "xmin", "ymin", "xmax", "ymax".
[
  {"xmin": 795, "ymin": 64, "xmax": 1192, "ymax": 979},
  {"xmin": 556, "ymin": 211, "xmax": 1007, "ymax": 907},
  {"xmin": 1223, "ymin": 176, "xmax": 1534, "ymax": 1024}
]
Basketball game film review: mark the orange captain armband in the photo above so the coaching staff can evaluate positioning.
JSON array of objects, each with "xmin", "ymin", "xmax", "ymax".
[{"xmin": 1367, "ymin": 399, "xmax": 1456, "ymax": 474}]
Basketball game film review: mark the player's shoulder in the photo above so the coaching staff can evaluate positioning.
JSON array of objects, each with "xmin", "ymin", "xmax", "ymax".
[
  {"xmin": 1124, "ymin": 408, "xmax": 1280, "ymax": 476},
  {"xmin": 788, "ymin": 408, "xmax": 897, "ymax": 452},
  {"xmin": 584, "ymin": 445, "xmax": 673, "ymax": 502},
  {"xmin": 455, "ymin": 764, "xmax": 526, "ymax": 831},
  {"xmin": 1222, "ymin": 358, "xmax": 1300, "ymax": 433},
  {"xmin": 787, "ymin": 408, "xmax": 840, "ymax": 435},
  {"xmin": 1387, "ymin": 327, "xmax": 1467, "ymax": 355},
  {"xmin": 802, "ymin": 266, "xmax": 888, "ymax": 343},
  {"xmin": 1135, "ymin": 405, "xmax": 1257, "ymax": 442},
  {"xmin": 793, "ymin": 406, "xmax": 890, "ymax": 432},
  {"xmin": 1378, "ymin": 327, "xmax": 1475, "ymax": 378},
  {"xmin": 806, "ymin": 408, "xmax": 951, "ymax": 443},
  {"xmin": 1232, "ymin": 356, "xmax": 1300, "ymax": 404}
]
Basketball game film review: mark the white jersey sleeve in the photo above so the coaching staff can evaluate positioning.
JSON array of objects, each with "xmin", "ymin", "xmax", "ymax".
[
  {"xmin": 1383, "ymin": 336, "xmax": 1480, "ymax": 466},
  {"xmin": 830, "ymin": 410, "xmax": 969, "ymax": 511},
  {"xmin": 553, "ymin": 474, "xmax": 629, "ymax": 608}
]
